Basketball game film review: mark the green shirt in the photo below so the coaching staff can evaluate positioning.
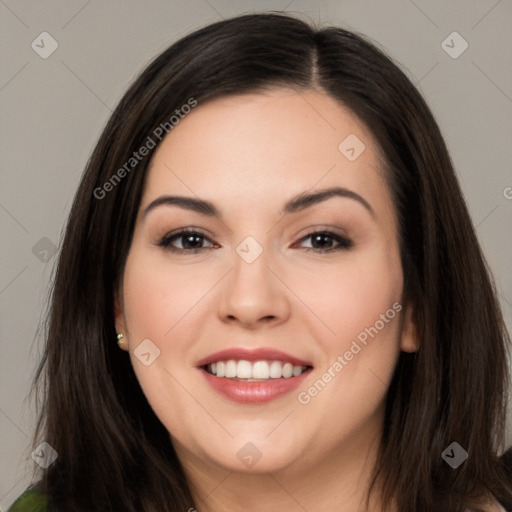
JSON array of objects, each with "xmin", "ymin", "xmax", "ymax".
[{"xmin": 6, "ymin": 489, "xmax": 51, "ymax": 512}]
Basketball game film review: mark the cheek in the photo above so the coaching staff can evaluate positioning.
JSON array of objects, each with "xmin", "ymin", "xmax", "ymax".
[
  {"xmin": 293, "ymin": 249, "xmax": 403, "ymax": 354},
  {"xmin": 292, "ymin": 254, "xmax": 403, "ymax": 438},
  {"xmin": 121, "ymin": 246, "xmax": 216, "ymax": 341},
  {"xmin": 119, "ymin": 246, "xmax": 212, "ymax": 429}
]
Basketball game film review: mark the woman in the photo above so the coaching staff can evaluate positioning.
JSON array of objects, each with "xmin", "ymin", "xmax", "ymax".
[{"xmin": 8, "ymin": 12, "xmax": 512, "ymax": 512}]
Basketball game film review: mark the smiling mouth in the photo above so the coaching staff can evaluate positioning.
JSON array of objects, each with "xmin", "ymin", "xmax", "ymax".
[{"xmin": 203, "ymin": 359, "xmax": 313, "ymax": 380}]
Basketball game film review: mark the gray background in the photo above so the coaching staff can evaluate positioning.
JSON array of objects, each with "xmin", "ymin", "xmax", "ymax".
[{"xmin": 1, "ymin": 0, "xmax": 511, "ymax": 509}]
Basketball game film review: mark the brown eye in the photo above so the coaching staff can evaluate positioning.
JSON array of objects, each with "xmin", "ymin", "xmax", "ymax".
[
  {"xmin": 158, "ymin": 229, "xmax": 216, "ymax": 253},
  {"xmin": 296, "ymin": 231, "xmax": 353, "ymax": 252}
]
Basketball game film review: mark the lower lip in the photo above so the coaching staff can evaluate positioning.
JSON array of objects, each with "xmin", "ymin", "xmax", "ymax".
[{"xmin": 200, "ymin": 367, "xmax": 312, "ymax": 404}]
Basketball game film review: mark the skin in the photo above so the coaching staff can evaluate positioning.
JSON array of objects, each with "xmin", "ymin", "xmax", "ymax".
[{"xmin": 114, "ymin": 88, "xmax": 421, "ymax": 511}]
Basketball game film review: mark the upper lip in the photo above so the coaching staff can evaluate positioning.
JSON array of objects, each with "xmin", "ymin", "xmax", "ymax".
[{"xmin": 196, "ymin": 348, "xmax": 313, "ymax": 368}]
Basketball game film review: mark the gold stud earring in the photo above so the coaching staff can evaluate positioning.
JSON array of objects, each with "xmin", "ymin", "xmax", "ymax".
[{"xmin": 117, "ymin": 333, "xmax": 125, "ymax": 348}]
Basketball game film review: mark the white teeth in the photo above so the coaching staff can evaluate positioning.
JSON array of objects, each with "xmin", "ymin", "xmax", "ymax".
[
  {"xmin": 252, "ymin": 361, "xmax": 269, "ymax": 379},
  {"xmin": 292, "ymin": 365, "xmax": 303, "ymax": 377},
  {"xmin": 236, "ymin": 360, "xmax": 253, "ymax": 379},
  {"xmin": 225, "ymin": 360, "xmax": 237, "ymax": 378},
  {"xmin": 269, "ymin": 361, "xmax": 282, "ymax": 378},
  {"xmin": 282, "ymin": 363, "xmax": 293, "ymax": 378},
  {"xmin": 206, "ymin": 359, "xmax": 308, "ymax": 379}
]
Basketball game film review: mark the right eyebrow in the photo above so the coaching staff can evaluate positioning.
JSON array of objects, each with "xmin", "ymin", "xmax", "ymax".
[{"xmin": 141, "ymin": 195, "xmax": 221, "ymax": 220}]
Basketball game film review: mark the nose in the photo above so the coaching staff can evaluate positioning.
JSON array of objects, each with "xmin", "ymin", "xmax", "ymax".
[{"xmin": 217, "ymin": 245, "xmax": 291, "ymax": 330}]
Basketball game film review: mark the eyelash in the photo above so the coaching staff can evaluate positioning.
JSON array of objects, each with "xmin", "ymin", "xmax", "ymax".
[{"xmin": 157, "ymin": 228, "xmax": 353, "ymax": 254}]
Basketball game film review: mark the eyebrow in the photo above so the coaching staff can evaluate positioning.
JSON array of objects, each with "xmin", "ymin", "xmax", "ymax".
[
  {"xmin": 141, "ymin": 186, "xmax": 375, "ymax": 220},
  {"xmin": 282, "ymin": 187, "xmax": 374, "ymax": 217}
]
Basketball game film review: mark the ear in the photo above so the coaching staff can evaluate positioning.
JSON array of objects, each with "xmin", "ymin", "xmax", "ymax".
[
  {"xmin": 114, "ymin": 289, "xmax": 128, "ymax": 351},
  {"xmin": 399, "ymin": 302, "xmax": 420, "ymax": 353}
]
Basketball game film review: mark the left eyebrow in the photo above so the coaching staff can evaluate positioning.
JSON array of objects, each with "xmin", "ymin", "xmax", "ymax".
[{"xmin": 282, "ymin": 186, "xmax": 375, "ymax": 218}]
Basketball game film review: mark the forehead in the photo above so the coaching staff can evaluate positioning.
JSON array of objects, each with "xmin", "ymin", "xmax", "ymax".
[{"xmin": 142, "ymin": 88, "xmax": 393, "ymax": 222}]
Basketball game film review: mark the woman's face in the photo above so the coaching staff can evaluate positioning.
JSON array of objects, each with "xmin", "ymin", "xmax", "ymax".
[{"xmin": 115, "ymin": 88, "xmax": 417, "ymax": 475}]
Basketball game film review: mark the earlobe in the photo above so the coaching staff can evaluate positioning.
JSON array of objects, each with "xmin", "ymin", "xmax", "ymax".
[
  {"xmin": 113, "ymin": 289, "xmax": 126, "ymax": 338},
  {"xmin": 114, "ymin": 291, "xmax": 129, "ymax": 351},
  {"xmin": 400, "ymin": 302, "xmax": 420, "ymax": 353}
]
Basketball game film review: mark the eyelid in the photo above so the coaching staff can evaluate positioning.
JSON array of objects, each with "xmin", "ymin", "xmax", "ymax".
[
  {"xmin": 291, "ymin": 224, "xmax": 351, "ymax": 242},
  {"xmin": 158, "ymin": 225, "xmax": 214, "ymax": 239}
]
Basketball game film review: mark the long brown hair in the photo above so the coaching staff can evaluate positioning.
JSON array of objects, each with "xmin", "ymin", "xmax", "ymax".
[{"xmin": 27, "ymin": 12, "xmax": 511, "ymax": 511}]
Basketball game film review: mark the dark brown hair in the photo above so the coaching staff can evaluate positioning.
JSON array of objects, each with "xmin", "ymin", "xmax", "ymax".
[{"xmin": 26, "ymin": 12, "xmax": 511, "ymax": 512}]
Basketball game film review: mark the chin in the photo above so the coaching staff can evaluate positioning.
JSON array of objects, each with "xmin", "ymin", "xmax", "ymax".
[{"xmin": 194, "ymin": 434, "xmax": 304, "ymax": 474}]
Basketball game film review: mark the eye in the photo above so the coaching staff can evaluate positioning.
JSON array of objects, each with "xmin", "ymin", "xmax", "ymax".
[
  {"xmin": 294, "ymin": 230, "xmax": 353, "ymax": 252},
  {"xmin": 157, "ymin": 228, "xmax": 217, "ymax": 253},
  {"xmin": 157, "ymin": 228, "xmax": 353, "ymax": 254}
]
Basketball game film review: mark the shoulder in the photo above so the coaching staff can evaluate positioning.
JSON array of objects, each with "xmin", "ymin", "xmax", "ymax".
[
  {"xmin": 471, "ymin": 496, "xmax": 509, "ymax": 512},
  {"xmin": 483, "ymin": 502, "xmax": 507, "ymax": 512},
  {"xmin": 6, "ymin": 487, "xmax": 50, "ymax": 512}
]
